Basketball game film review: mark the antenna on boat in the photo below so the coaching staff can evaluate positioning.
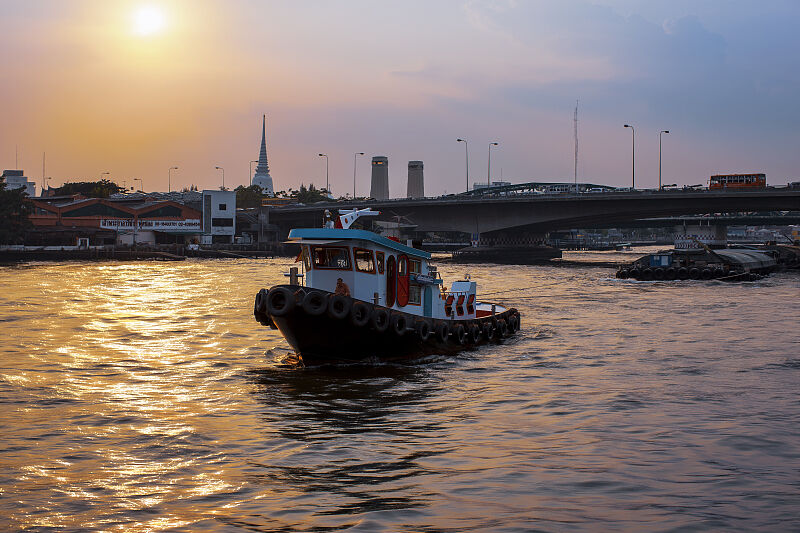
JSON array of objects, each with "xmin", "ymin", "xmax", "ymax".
[{"xmin": 337, "ymin": 207, "xmax": 381, "ymax": 229}]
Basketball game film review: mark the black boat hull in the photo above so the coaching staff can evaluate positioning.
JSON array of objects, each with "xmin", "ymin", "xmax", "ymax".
[{"xmin": 254, "ymin": 285, "xmax": 520, "ymax": 365}]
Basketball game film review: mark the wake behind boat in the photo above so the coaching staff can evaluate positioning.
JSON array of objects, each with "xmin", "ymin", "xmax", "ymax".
[{"xmin": 253, "ymin": 208, "xmax": 520, "ymax": 364}]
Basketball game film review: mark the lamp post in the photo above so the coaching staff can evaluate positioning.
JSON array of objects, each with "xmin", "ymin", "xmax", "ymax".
[
  {"xmin": 318, "ymin": 153, "xmax": 329, "ymax": 195},
  {"xmin": 133, "ymin": 177, "xmax": 143, "ymax": 192},
  {"xmin": 353, "ymin": 152, "xmax": 364, "ymax": 199},
  {"xmin": 658, "ymin": 130, "xmax": 670, "ymax": 190},
  {"xmin": 487, "ymin": 142, "xmax": 499, "ymax": 187},
  {"xmin": 249, "ymin": 160, "xmax": 258, "ymax": 186},
  {"xmin": 215, "ymin": 166, "xmax": 225, "ymax": 190},
  {"xmin": 623, "ymin": 124, "xmax": 635, "ymax": 189},
  {"xmin": 168, "ymin": 166, "xmax": 178, "ymax": 192},
  {"xmin": 456, "ymin": 139, "xmax": 469, "ymax": 192}
]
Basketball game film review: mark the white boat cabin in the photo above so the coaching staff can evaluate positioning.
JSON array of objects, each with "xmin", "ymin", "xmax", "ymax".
[{"xmin": 287, "ymin": 210, "xmax": 477, "ymax": 321}]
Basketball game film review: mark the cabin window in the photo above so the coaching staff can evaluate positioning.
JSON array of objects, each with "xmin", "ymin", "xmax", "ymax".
[
  {"xmin": 311, "ymin": 246, "xmax": 351, "ymax": 270},
  {"xmin": 409, "ymin": 259, "xmax": 421, "ymax": 274},
  {"xmin": 354, "ymin": 248, "xmax": 375, "ymax": 273},
  {"xmin": 376, "ymin": 251, "xmax": 385, "ymax": 274},
  {"xmin": 408, "ymin": 283, "xmax": 421, "ymax": 305},
  {"xmin": 302, "ymin": 245, "xmax": 312, "ymax": 271}
]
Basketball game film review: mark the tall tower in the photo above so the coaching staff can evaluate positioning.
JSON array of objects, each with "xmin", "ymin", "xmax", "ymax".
[
  {"xmin": 252, "ymin": 114, "xmax": 274, "ymax": 196},
  {"xmin": 407, "ymin": 161, "xmax": 424, "ymax": 198},
  {"xmin": 370, "ymin": 156, "xmax": 389, "ymax": 200}
]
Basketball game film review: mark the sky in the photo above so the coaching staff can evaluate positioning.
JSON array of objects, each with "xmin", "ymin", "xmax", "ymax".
[{"xmin": 2, "ymin": 0, "xmax": 799, "ymax": 196}]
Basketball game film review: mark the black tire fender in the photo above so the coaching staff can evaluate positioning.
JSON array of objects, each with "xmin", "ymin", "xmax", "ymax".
[
  {"xmin": 391, "ymin": 313, "xmax": 408, "ymax": 336},
  {"xmin": 371, "ymin": 307, "xmax": 390, "ymax": 332},
  {"xmin": 302, "ymin": 290, "xmax": 328, "ymax": 316},
  {"xmin": 496, "ymin": 319, "xmax": 508, "ymax": 337},
  {"xmin": 482, "ymin": 321, "xmax": 495, "ymax": 340},
  {"xmin": 436, "ymin": 322, "xmax": 450, "ymax": 343},
  {"xmin": 328, "ymin": 294, "xmax": 352, "ymax": 320},
  {"xmin": 254, "ymin": 288, "xmax": 268, "ymax": 314},
  {"xmin": 350, "ymin": 301, "xmax": 372, "ymax": 327},
  {"xmin": 468, "ymin": 323, "xmax": 481, "ymax": 343},
  {"xmin": 267, "ymin": 286, "xmax": 295, "ymax": 317},
  {"xmin": 452, "ymin": 324, "xmax": 467, "ymax": 344},
  {"xmin": 416, "ymin": 320, "xmax": 432, "ymax": 341},
  {"xmin": 507, "ymin": 314, "xmax": 518, "ymax": 333}
]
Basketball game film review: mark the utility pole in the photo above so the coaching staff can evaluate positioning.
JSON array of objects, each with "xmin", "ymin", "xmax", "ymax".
[{"xmin": 574, "ymin": 100, "xmax": 579, "ymax": 193}]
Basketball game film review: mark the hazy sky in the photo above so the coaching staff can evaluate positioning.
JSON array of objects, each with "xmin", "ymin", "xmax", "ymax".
[{"xmin": 2, "ymin": 0, "xmax": 799, "ymax": 196}]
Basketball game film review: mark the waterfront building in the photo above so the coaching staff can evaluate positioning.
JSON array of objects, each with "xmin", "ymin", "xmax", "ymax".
[
  {"xmin": 251, "ymin": 115, "xmax": 274, "ymax": 196},
  {"xmin": 407, "ymin": 161, "xmax": 424, "ymax": 198},
  {"xmin": 1, "ymin": 169, "xmax": 36, "ymax": 197},
  {"xmin": 201, "ymin": 189, "xmax": 236, "ymax": 244},
  {"xmin": 370, "ymin": 156, "xmax": 389, "ymax": 200},
  {"xmin": 28, "ymin": 196, "xmax": 202, "ymax": 246}
]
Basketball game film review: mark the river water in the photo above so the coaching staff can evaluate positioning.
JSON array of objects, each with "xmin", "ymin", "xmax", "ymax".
[{"xmin": 1, "ymin": 252, "xmax": 799, "ymax": 531}]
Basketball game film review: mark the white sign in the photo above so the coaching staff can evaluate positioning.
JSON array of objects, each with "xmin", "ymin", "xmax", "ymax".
[
  {"xmin": 674, "ymin": 225, "xmax": 727, "ymax": 249},
  {"xmin": 100, "ymin": 219, "xmax": 202, "ymax": 231}
]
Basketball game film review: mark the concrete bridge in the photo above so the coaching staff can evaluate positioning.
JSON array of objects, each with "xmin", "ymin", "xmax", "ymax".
[{"xmin": 267, "ymin": 188, "xmax": 800, "ymax": 238}]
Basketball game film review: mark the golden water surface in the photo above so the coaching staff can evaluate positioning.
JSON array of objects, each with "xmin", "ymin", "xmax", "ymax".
[{"xmin": 1, "ymin": 254, "xmax": 799, "ymax": 531}]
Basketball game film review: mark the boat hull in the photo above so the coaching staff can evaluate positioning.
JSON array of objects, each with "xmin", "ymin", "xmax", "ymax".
[{"xmin": 254, "ymin": 285, "xmax": 520, "ymax": 365}]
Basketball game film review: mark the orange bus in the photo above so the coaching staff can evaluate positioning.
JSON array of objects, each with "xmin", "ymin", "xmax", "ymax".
[{"xmin": 709, "ymin": 173, "xmax": 766, "ymax": 190}]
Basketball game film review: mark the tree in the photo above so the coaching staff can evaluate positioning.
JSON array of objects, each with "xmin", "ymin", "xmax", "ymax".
[
  {"xmin": 55, "ymin": 179, "xmax": 125, "ymax": 198},
  {"xmin": 280, "ymin": 183, "xmax": 330, "ymax": 203},
  {"xmin": 235, "ymin": 184, "xmax": 265, "ymax": 208},
  {"xmin": 0, "ymin": 178, "xmax": 32, "ymax": 244}
]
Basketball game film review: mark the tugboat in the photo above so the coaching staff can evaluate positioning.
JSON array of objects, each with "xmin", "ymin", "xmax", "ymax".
[{"xmin": 253, "ymin": 208, "xmax": 521, "ymax": 365}]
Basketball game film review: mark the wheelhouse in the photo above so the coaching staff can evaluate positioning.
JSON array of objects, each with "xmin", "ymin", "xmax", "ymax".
[{"xmin": 289, "ymin": 227, "xmax": 477, "ymax": 321}]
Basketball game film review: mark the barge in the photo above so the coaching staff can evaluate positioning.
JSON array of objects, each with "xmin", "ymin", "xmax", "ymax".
[
  {"xmin": 616, "ymin": 247, "xmax": 777, "ymax": 281},
  {"xmin": 253, "ymin": 208, "xmax": 521, "ymax": 365}
]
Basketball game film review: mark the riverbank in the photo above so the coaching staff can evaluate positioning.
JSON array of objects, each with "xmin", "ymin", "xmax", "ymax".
[{"xmin": 0, "ymin": 246, "xmax": 289, "ymax": 262}]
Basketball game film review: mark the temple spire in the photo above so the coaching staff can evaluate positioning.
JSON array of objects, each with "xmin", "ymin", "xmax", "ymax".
[
  {"xmin": 256, "ymin": 114, "xmax": 270, "ymax": 174},
  {"xmin": 252, "ymin": 114, "xmax": 274, "ymax": 195}
]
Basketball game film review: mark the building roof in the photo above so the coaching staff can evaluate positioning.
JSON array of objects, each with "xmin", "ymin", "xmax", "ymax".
[{"xmin": 288, "ymin": 228, "xmax": 430, "ymax": 259}]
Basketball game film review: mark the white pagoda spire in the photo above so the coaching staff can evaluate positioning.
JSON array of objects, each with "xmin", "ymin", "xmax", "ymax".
[{"xmin": 252, "ymin": 114, "xmax": 274, "ymax": 195}]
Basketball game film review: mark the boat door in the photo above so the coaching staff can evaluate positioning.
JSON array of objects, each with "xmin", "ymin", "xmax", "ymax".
[
  {"xmin": 396, "ymin": 254, "xmax": 409, "ymax": 307},
  {"xmin": 423, "ymin": 286, "xmax": 432, "ymax": 317},
  {"xmin": 386, "ymin": 255, "xmax": 396, "ymax": 307}
]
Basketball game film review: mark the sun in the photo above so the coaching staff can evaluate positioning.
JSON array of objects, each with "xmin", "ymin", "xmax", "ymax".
[{"xmin": 132, "ymin": 5, "xmax": 166, "ymax": 36}]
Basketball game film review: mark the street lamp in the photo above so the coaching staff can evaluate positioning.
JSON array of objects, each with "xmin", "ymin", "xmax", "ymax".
[
  {"xmin": 488, "ymin": 142, "xmax": 499, "ymax": 187},
  {"xmin": 456, "ymin": 138, "xmax": 469, "ymax": 192},
  {"xmin": 318, "ymin": 153, "xmax": 329, "ymax": 195},
  {"xmin": 133, "ymin": 177, "xmax": 143, "ymax": 192},
  {"xmin": 168, "ymin": 166, "xmax": 178, "ymax": 192},
  {"xmin": 353, "ymin": 152, "xmax": 365, "ymax": 200},
  {"xmin": 658, "ymin": 130, "xmax": 670, "ymax": 190},
  {"xmin": 215, "ymin": 166, "xmax": 225, "ymax": 190},
  {"xmin": 249, "ymin": 160, "xmax": 258, "ymax": 186},
  {"xmin": 623, "ymin": 124, "xmax": 635, "ymax": 189}
]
